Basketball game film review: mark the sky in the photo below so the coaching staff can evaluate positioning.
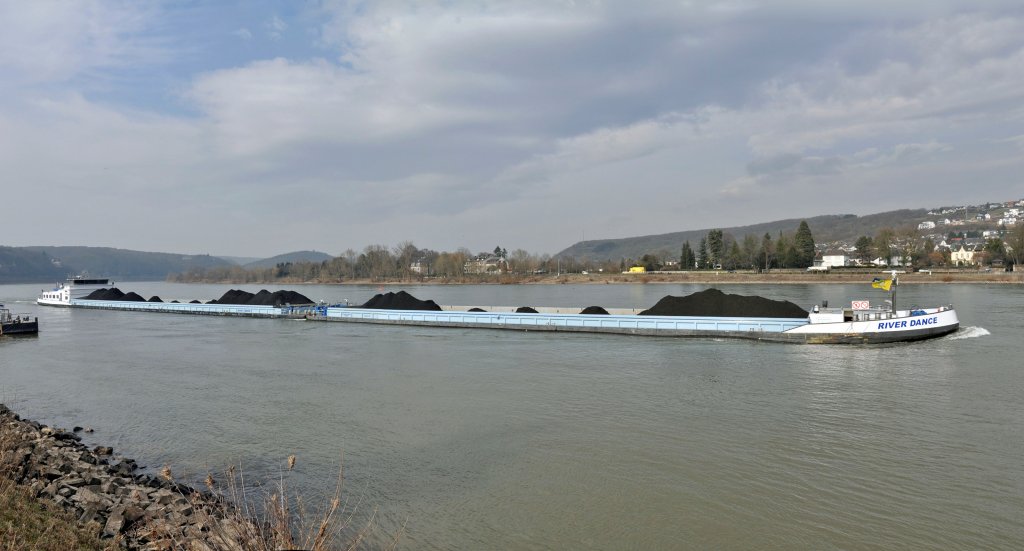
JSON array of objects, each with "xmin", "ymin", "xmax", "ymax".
[{"xmin": 2, "ymin": 1, "xmax": 1023, "ymax": 258}]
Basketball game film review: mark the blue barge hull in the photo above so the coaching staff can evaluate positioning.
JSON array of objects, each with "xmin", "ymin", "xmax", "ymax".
[
  {"xmin": 61, "ymin": 299, "xmax": 809, "ymax": 340},
  {"xmin": 66, "ymin": 299, "xmax": 287, "ymax": 318}
]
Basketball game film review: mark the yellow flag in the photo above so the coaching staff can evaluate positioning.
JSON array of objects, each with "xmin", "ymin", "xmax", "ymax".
[{"xmin": 871, "ymin": 278, "xmax": 892, "ymax": 291}]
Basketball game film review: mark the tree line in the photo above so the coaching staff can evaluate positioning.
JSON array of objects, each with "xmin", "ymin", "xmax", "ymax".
[
  {"xmin": 169, "ymin": 219, "xmax": 1023, "ymax": 284},
  {"xmin": 170, "ymin": 242, "xmax": 619, "ymax": 283},
  {"xmin": 642, "ymin": 221, "xmax": 817, "ymax": 271}
]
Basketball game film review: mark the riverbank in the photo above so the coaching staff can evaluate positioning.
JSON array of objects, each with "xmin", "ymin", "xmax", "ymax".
[
  {"xmin": 542, "ymin": 270, "xmax": 1022, "ymax": 285},
  {"xmin": 0, "ymin": 403, "xmax": 254, "ymax": 549},
  {"xmin": 0, "ymin": 404, "xmax": 388, "ymax": 550},
  {"xmin": 172, "ymin": 269, "xmax": 1022, "ymax": 286}
]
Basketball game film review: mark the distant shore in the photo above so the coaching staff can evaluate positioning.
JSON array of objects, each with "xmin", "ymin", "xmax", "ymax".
[{"xmin": 170, "ymin": 269, "xmax": 1022, "ymax": 286}]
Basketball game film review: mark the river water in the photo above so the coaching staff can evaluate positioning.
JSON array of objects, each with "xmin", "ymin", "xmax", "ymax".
[{"xmin": 1, "ymin": 282, "xmax": 1020, "ymax": 550}]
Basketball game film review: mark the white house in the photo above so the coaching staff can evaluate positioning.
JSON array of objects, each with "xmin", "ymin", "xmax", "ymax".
[
  {"xmin": 821, "ymin": 251, "xmax": 850, "ymax": 268},
  {"xmin": 951, "ymin": 245, "xmax": 979, "ymax": 266},
  {"xmin": 917, "ymin": 221, "xmax": 936, "ymax": 230},
  {"xmin": 463, "ymin": 255, "xmax": 503, "ymax": 274}
]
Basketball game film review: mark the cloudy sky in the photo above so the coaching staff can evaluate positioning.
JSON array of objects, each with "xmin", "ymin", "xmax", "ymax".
[{"xmin": 3, "ymin": 1, "xmax": 1023, "ymax": 257}]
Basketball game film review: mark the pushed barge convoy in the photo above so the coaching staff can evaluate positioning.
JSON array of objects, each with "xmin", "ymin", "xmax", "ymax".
[{"xmin": 36, "ymin": 278, "xmax": 959, "ymax": 345}]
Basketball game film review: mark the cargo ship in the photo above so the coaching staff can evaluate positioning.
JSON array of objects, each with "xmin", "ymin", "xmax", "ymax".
[{"xmin": 35, "ymin": 276, "xmax": 960, "ymax": 344}]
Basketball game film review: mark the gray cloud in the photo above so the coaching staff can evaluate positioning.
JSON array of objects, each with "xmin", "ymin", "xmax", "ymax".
[{"xmin": 1, "ymin": 1, "xmax": 1023, "ymax": 256}]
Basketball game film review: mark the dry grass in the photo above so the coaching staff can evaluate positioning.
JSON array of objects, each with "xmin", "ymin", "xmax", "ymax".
[
  {"xmin": 2, "ymin": 410, "xmax": 402, "ymax": 551},
  {"xmin": 192, "ymin": 454, "xmax": 405, "ymax": 551},
  {"xmin": 0, "ymin": 478, "xmax": 120, "ymax": 551}
]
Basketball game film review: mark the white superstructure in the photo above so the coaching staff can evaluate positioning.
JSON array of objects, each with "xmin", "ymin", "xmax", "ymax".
[{"xmin": 37, "ymin": 277, "xmax": 112, "ymax": 306}]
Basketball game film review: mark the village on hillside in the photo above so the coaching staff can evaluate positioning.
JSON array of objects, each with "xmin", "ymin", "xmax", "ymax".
[
  {"xmin": 807, "ymin": 199, "xmax": 1022, "ymax": 272},
  {"xmin": 501, "ymin": 198, "xmax": 1024, "ymax": 276}
]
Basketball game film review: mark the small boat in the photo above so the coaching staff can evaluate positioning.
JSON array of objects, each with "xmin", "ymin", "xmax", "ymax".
[
  {"xmin": 0, "ymin": 304, "xmax": 38, "ymax": 335},
  {"xmin": 37, "ymin": 276, "xmax": 113, "ymax": 306}
]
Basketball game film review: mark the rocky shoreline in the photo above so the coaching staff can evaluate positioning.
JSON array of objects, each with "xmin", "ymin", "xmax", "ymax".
[{"xmin": 0, "ymin": 403, "xmax": 250, "ymax": 550}]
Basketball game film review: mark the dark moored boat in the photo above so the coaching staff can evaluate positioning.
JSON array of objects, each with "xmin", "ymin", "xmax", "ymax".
[{"xmin": 1, "ymin": 304, "xmax": 38, "ymax": 335}]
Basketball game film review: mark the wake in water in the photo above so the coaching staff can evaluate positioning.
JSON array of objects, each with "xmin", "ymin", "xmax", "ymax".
[{"xmin": 947, "ymin": 326, "xmax": 991, "ymax": 340}]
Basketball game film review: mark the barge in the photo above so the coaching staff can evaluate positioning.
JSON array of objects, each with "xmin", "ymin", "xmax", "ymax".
[{"xmin": 35, "ymin": 279, "xmax": 959, "ymax": 344}]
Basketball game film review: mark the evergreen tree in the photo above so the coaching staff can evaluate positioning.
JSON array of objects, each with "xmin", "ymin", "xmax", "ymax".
[
  {"xmin": 793, "ymin": 220, "xmax": 816, "ymax": 268},
  {"xmin": 680, "ymin": 241, "xmax": 695, "ymax": 270},
  {"xmin": 706, "ymin": 230, "xmax": 724, "ymax": 267},
  {"xmin": 741, "ymin": 234, "xmax": 758, "ymax": 269},
  {"xmin": 697, "ymin": 238, "xmax": 709, "ymax": 269},
  {"xmin": 639, "ymin": 254, "xmax": 662, "ymax": 271},
  {"xmin": 854, "ymin": 235, "xmax": 874, "ymax": 262},
  {"xmin": 775, "ymin": 233, "xmax": 789, "ymax": 268},
  {"xmin": 984, "ymin": 238, "xmax": 1006, "ymax": 262},
  {"xmin": 725, "ymin": 241, "xmax": 742, "ymax": 269},
  {"xmin": 784, "ymin": 243, "xmax": 799, "ymax": 268},
  {"xmin": 761, "ymin": 232, "xmax": 774, "ymax": 270}
]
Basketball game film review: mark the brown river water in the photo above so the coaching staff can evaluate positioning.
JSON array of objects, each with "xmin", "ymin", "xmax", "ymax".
[{"xmin": 1, "ymin": 282, "xmax": 1020, "ymax": 550}]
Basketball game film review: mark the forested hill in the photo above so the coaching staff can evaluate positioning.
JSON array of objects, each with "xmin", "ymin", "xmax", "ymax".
[
  {"xmin": 0, "ymin": 246, "xmax": 234, "ymax": 283},
  {"xmin": 0, "ymin": 247, "xmax": 68, "ymax": 283},
  {"xmin": 242, "ymin": 250, "xmax": 332, "ymax": 269},
  {"xmin": 557, "ymin": 209, "xmax": 929, "ymax": 261}
]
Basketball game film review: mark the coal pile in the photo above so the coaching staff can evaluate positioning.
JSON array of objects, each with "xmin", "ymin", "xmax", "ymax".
[
  {"xmin": 208, "ymin": 289, "xmax": 252, "ymax": 304},
  {"xmin": 82, "ymin": 288, "xmax": 126, "ymax": 301},
  {"xmin": 468, "ymin": 307, "xmax": 487, "ymax": 312},
  {"xmin": 210, "ymin": 289, "xmax": 314, "ymax": 306},
  {"xmin": 515, "ymin": 306, "xmax": 538, "ymax": 313},
  {"xmin": 121, "ymin": 292, "xmax": 146, "ymax": 302},
  {"xmin": 189, "ymin": 300, "xmax": 201, "ymax": 304},
  {"xmin": 148, "ymin": 296, "xmax": 163, "ymax": 303},
  {"xmin": 360, "ymin": 291, "xmax": 442, "ymax": 311},
  {"xmin": 639, "ymin": 288, "xmax": 807, "ymax": 318},
  {"xmin": 580, "ymin": 306, "xmax": 609, "ymax": 315}
]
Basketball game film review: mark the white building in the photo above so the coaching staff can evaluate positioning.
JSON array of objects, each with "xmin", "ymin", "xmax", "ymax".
[
  {"xmin": 463, "ymin": 255, "xmax": 503, "ymax": 274},
  {"xmin": 821, "ymin": 252, "xmax": 850, "ymax": 268},
  {"xmin": 917, "ymin": 220, "xmax": 936, "ymax": 230},
  {"xmin": 951, "ymin": 245, "xmax": 979, "ymax": 266}
]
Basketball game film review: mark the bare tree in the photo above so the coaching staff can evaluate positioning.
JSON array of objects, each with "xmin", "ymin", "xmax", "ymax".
[{"xmin": 1007, "ymin": 224, "xmax": 1024, "ymax": 269}]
